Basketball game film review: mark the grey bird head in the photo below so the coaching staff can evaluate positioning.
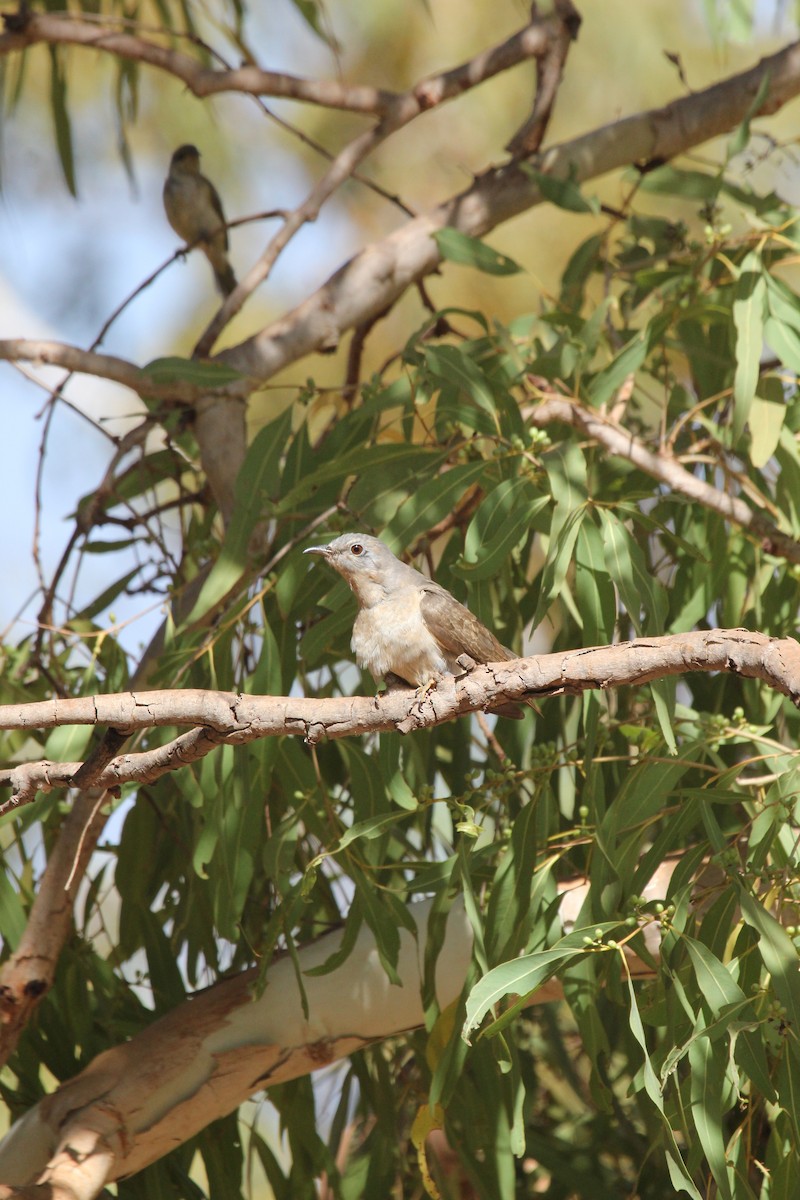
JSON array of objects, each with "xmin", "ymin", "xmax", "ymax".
[{"xmin": 304, "ymin": 533, "xmax": 415, "ymax": 604}]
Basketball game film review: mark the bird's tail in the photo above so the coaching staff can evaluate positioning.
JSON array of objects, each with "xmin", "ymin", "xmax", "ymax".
[{"xmin": 214, "ymin": 262, "xmax": 237, "ymax": 296}]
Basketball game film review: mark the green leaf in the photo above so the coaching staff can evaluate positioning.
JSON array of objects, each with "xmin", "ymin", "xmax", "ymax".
[
  {"xmin": 335, "ymin": 809, "xmax": 416, "ymax": 852},
  {"xmin": 463, "ymin": 923, "xmax": 622, "ymax": 1042},
  {"xmin": 0, "ymin": 869, "xmax": 26, "ymax": 950},
  {"xmin": 765, "ymin": 316, "xmax": 800, "ymax": 373},
  {"xmin": 386, "ymin": 460, "xmax": 488, "ymax": 546},
  {"xmin": 597, "ymin": 509, "xmax": 666, "ymax": 636},
  {"xmin": 587, "ymin": 329, "xmax": 651, "ymax": 407},
  {"xmin": 750, "ymin": 380, "xmax": 786, "ymax": 469},
  {"xmin": 424, "ymin": 344, "xmax": 497, "ymax": 417},
  {"xmin": 727, "ymin": 64, "xmax": 771, "ymax": 158},
  {"xmin": 48, "ymin": 46, "xmax": 76, "ymax": 196},
  {"xmin": 621, "ymin": 962, "xmax": 704, "ymax": 1199},
  {"xmin": 738, "ymin": 889, "xmax": 800, "ymax": 1035},
  {"xmin": 523, "ymin": 168, "xmax": 600, "ymax": 214},
  {"xmin": 635, "ymin": 164, "xmax": 721, "ymax": 199},
  {"xmin": 143, "ymin": 357, "xmax": 245, "ymax": 386},
  {"xmin": 456, "ymin": 478, "xmax": 546, "ymax": 581},
  {"xmin": 688, "ymin": 1034, "xmax": 734, "ymax": 1200},
  {"xmin": 278, "ymin": 443, "xmax": 442, "ymax": 513},
  {"xmin": 434, "ymin": 228, "xmax": 522, "ymax": 275},
  {"xmin": 180, "ymin": 409, "xmax": 292, "ymax": 627},
  {"xmin": 732, "ymin": 250, "xmax": 766, "ymax": 441}
]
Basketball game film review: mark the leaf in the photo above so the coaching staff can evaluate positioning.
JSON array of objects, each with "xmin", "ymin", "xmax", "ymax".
[
  {"xmin": 738, "ymin": 889, "xmax": 800, "ymax": 1036},
  {"xmin": 750, "ymin": 381, "xmax": 786, "ymax": 469},
  {"xmin": 386, "ymin": 460, "xmax": 488, "ymax": 546},
  {"xmin": 587, "ymin": 329, "xmax": 651, "ymax": 407},
  {"xmin": 597, "ymin": 509, "xmax": 666, "ymax": 636},
  {"xmin": 635, "ymin": 164, "xmax": 722, "ymax": 199},
  {"xmin": 72, "ymin": 567, "xmax": 140, "ymax": 622},
  {"xmin": 48, "ymin": 46, "xmax": 76, "ymax": 196},
  {"xmin": 180, "ymin": 409, "xmax": 292, "ymax": 627},
  {"xmin": 336, "ymin": 809, "xmax": 416, "ymax": 852},
  {"xmin": 434, "ymin": 228, "xmax": 522, "ymax": 275},
  {"xmin": 523, "ymin": 167, "xmax": 600, "ymax": 214},
  {"xmin": 688, "ymin": 1034, "xmax": 734, "ymax": 1200},
  {"xmin": 598, "ymin": 509, "xmax": 674, "ymax": 748},
  {"xmin": 620, "ymin": 962, "xmax": 704, "ymax": 1200},
  {"xmin": 560, "ymin": 232, "xmax": 604, "ymax": 306},
  {"xmin": 456, "ymin": 479, "xmax": 546, "ymax": 581},
  {"xmin": 463, "ymin": 923, "xmax": 622, "ymax": 1042},
  {"xmin": 765, "ymin": 273, "xmax": 800, "ymax": 333},
  {"xmin": 424, "ymin": 344, "xmax": 497, "ymax": 417},
  {"xmin": 0, "ymin": 868, "xmax": 26, "ymax": 950},
  {"xmin": 732, "ymin": 249, "xmax": 766, "ymax": 442},
  {"xmin": 278, "ymin": 443, "xmax": 442, "ymax": 513},
  {"xmin": 764, "ymin": 317, "xmax": 800, "ymax": 373},
  {"xmin": 727, "ymin": 64, "xmax": 771, "ymax": 158},
  {"xmin": 143, "ymin": 356, "xmax": 245, "ymax": 386}
]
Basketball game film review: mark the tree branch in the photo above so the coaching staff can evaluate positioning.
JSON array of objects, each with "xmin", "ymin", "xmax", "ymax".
[
  {"xmin": 526, "ymin": 390, "xmax": 800, "ymax": 564},
  {"xmin": 0, "ymin": 854, "xmax": 706, "ymax": 1197},
  {"xmin": 0, "ymin": 11, "xmax": 396, "ymax": 114},
  {"xmin": 192, "ymin": 7, "xmax": 574, "ymax": 354},
  {"xmin": 6, "ymin": 43, "xmax": 798, "ymax": 394},
  {"xmin": 0, "ymin": 340, "xmax": 209, "ymax": 403},
  {"xmin": 0, "ymin": 789, "xmax": 112, "ymax": 1066},
  {"xmin": 2, "ymin": 630, "xmax": 799, "ymax": 809},
  {"xmin": 216, "ymin": 39, "xmax": 800, "ymax": 381}
]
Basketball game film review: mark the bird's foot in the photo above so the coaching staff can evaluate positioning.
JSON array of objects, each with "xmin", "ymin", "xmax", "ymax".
[{"xmin": 414, "ymin": 677, "xmax": 438, "ymax": 708}]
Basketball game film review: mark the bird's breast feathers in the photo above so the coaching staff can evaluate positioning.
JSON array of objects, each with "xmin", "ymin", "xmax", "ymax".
[{"xmin": 352, "ymin": 589, "xmax": 452, "ymax": 685}]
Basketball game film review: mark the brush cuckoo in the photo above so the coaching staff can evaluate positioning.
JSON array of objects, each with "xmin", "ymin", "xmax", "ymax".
[
  {"xmin": 305, "ymin": 532, "xmax": 527, "ymax": 717},
  {"xmin": 163, "ymin": 144, "xmax": 237, "ymax": 296}
]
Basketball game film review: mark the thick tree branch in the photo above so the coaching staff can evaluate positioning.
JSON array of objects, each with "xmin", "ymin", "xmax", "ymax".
[
  {"xmin": 0, "ymin": 897, "xmax": 475, "ymax": 1195},
  {"xmin": 527, "ymin": 391, "xmax": 800, "ymax": 564},
  {"xmin": 2, "ymin": 630, "xmax": 799, "ymax": 809},
  {"xmin": 0, "ymin": 856, "xmax": 702, "ymax": 1197}
]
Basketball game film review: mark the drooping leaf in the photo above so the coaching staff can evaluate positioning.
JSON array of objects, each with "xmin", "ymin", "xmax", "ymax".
[{"xmin": 434, "ymin": 228, "xmax": 522, "ymax": 275}]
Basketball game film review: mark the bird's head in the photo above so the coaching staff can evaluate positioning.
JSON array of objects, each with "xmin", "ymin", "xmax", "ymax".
[
  {"xmin": 305, "ymin": 533, "xmax": 400, "ymax": 601},
  {"xmin": 170, "ymin": 144, "xmax": 201, "ymax": 174}
]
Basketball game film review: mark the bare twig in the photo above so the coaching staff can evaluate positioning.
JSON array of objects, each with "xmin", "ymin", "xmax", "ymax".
[
  {"xmin": 506, "ymin": 0, "xmax": 583, "ymax": 155},
  {"xmin": 0, "ymin": 11, "xmax": 397, "ymax": 114}
]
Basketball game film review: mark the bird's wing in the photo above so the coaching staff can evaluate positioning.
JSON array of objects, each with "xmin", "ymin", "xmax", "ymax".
[
  {"xmin": 420, "ymin": 584, "xmax": 513, "ymax": 663},
  {"xmin": 205, "ymin": 181, "xmax": 229, "ymax": 250}
]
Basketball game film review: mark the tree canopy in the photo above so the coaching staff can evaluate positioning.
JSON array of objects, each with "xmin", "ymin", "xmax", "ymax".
[{"xmin": 2, "ymin": 2, "xmax": 800, "ymax": 1197}]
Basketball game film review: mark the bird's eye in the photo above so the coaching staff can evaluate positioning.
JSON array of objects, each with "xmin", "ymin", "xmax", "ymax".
[{"xmin": 350, "ymin": 543, "xmax": 364, "ymax": 556}]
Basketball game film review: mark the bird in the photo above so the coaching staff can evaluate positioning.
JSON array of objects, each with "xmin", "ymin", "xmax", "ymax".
[
  {"xmin": 163, "ymin": 144, "xmax": 237, "ymax": 296},
  {"xmin": 304, "ymin": 532, "xmax": 528, "ymax": 718}
]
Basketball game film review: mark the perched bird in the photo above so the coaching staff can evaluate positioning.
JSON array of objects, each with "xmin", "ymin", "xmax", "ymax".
[
  {"xmin": 163, "ymin": 144, "xmax": 237, "ymax": 296},
  {"xmin": 305, "ymin": 532, "xmax": 527, "ymax": 717}
]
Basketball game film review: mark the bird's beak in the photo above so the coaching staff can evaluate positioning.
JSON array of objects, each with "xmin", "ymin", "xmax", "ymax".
[{"xmin": 304, "ymin": 544, "xmax": 330, "ymax": 557}]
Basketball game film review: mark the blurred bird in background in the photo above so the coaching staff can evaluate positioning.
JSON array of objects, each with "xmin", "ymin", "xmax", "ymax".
[{"xmin": 163, "ymin": 144, "xmax": 237, "ymax": 296}]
